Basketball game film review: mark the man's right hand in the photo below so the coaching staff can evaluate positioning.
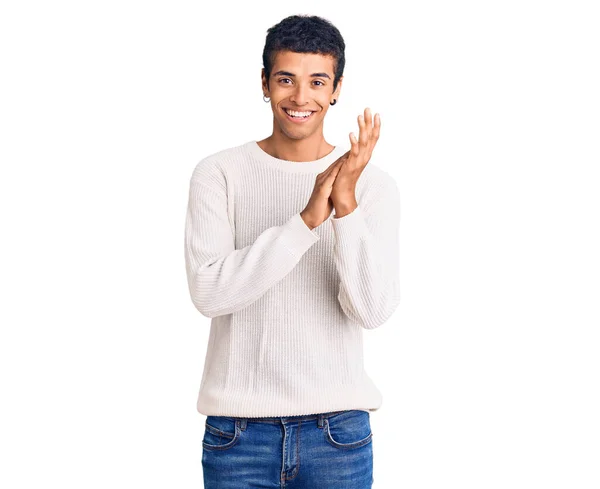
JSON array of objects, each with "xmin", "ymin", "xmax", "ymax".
[{"xmin": 300, "ymin": 151, "xmax": 350, "ymax": 230}]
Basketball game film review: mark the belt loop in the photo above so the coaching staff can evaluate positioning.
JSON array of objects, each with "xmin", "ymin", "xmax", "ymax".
[
  {"xmin": 239, "ymin": 418, "xmax": 247, "ymax": 431},
  {"xmin": 317, "ymin": 413, "xmax": 325, "ymax": 428}
]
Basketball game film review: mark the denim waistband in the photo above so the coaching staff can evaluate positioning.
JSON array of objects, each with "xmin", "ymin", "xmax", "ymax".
[
  {"xmin": 210, "ymin": 409, "xmax": 363, "ymax": 430},
  {"xmin": 240, "ymin": 409, "xmax": 350, "ymax": 423}
]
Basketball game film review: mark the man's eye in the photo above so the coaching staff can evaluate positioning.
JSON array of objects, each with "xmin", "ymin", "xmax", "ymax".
[{"xmin": 278, "ymin": 78, "xmax": 325, "ymax": 86}]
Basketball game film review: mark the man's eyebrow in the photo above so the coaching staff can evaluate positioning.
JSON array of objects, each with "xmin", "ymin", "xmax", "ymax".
[{"xmin": 272, "ymin": 70, "xmax": 331, "ymax": 79}]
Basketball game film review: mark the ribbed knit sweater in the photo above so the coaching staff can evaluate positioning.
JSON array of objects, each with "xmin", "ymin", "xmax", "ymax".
[{"xmin": 184, "ymin": 140, "xmax": 401, "ymax": 417}]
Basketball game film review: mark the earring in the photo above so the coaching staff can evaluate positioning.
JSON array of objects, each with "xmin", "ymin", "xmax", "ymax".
[
  {"xmin": 330, "ymin": 99, "xmax": 337, "ymax": 106},
  {"xmin": 263, "ymin": 95, "xmax": 270, "ymax": 102}
]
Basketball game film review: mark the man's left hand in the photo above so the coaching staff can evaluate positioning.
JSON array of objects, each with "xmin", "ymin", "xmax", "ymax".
[{"xmin": 330, "ymin": 107, "xmax": 381, "ymax": 217}]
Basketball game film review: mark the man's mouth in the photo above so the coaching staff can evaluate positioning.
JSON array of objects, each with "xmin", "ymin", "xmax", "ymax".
[{"xmin": 283, "ymin": 108, "xmax": 316, "ymax": 122}]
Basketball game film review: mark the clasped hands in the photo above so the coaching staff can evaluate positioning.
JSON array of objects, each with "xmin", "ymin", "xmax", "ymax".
[{"xmin": 330, "ymin": 107, "xmax": 381, "ymax": 218}]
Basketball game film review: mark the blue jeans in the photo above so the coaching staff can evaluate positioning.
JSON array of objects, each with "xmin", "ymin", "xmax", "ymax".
[{"xmin": 201, "ymin": 409, "xmax": 374, "ymax": 488}]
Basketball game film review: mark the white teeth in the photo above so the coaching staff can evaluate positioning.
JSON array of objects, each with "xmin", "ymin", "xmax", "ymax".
[{"xmin": 285, "ymin": 109, "xmax": 313, "ymax": 117}]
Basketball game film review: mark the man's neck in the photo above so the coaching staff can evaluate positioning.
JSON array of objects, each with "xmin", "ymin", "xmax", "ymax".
[{"xmin": 257, "ymin": 135, "xmax": 335, "ymax": 162}]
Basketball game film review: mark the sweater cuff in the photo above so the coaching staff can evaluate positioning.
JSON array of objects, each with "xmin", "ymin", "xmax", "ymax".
[
  {"xmin": 330, "ymin": 205, "xmax": 369, "ymax": 242},
  {"xmin": 280, "ymin": 212, "xmax": 321, "ymax": 258}
]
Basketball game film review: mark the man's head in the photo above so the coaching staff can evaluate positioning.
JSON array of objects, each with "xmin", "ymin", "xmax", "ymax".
[{"xmin": 261, "ymin": 15, "xmax": 346, "ymax": 140}]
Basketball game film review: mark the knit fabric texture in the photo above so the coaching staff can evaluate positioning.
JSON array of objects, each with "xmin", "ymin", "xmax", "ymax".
[{"xmin": 184, "ymin": 140, "xmax": 400, "ymax": 417}]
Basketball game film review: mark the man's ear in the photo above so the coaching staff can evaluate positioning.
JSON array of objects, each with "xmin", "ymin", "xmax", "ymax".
[
  {"xmin": 333, "ymin": 75, "xmax": 343, "ymax": 99},
  {"xmin": 262, "ymin": 69, "xmax": 272, "ymax": 95}
]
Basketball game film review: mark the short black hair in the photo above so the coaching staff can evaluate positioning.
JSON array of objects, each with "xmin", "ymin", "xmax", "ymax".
[{"xmin": 262, "ymin": 15, "xmax": 346, "ymax": 93}]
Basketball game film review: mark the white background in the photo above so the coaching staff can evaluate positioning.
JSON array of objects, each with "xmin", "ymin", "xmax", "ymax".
[{"xmin": 1, "ymin": 1, "xmax": 599, "ymax": 487}]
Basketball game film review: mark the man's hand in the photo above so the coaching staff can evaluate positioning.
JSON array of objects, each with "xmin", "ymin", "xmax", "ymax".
[{"xmin": 330, "ymin": 107, "xmax": 381, "ymax": 217}]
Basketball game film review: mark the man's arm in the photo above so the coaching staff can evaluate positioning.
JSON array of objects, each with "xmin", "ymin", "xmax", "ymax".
[
  {"xmin": 330, "ymin": 177, "xmax": 401, "ymax": 329},
  {"xmin": 184, "ymin": 162, "xmax": 319, "ymax": 319}
]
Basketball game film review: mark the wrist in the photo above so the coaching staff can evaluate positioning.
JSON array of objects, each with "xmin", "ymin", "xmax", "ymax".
[
  {"xmin": 300, "ymin": 211, "xmax": 317, "ymax": 230},
  {"xmin": 332, "ymin": 200, "xmax": 358, "ymax": 218}
]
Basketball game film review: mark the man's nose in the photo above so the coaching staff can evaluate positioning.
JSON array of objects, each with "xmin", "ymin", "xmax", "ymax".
[{"xmin": 290, "ymin": 85, "xmax": 309, "ymax": 106}]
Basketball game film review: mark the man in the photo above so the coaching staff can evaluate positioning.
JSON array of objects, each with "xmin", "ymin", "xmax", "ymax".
[{"xmin": 185, "ymin": 14, "xmax": 400, "ymax": 488}]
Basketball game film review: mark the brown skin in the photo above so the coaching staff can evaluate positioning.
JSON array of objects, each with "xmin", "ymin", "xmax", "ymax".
[
  {"xmin": 300, "ymin": 155, "xmax": 348, "ymax": 229},
  {"xmin": 329, "ymin": 107, "xmax": 381, "ymax": 218},
  {"xmin": 260, "ymin": 50, "xmax": 381, "ymax": 228}
]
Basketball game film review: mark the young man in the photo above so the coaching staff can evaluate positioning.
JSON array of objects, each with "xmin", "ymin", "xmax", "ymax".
[{"xmin": 184, "ymin": 14, "xmax": 400, "ymax": 488}]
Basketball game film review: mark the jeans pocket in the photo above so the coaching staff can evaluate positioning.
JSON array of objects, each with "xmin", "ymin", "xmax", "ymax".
[
  {"xmin": 324, "ymin": 410, "xmax": 373, "ymax": 450},
  {"xmin": 202, "ymin": 416, "xmax": 241, "ymax": 451}
]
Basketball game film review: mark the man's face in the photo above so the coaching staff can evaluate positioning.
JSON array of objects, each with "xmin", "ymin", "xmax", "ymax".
[{"xmin": 262, "ymin": 50, "xmax": 342, "ymax": 139}]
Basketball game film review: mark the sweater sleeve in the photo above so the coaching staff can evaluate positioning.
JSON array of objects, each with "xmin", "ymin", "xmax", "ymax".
[
  {"xmin": 330, "ymin": 176, "xmax": 401, "ymax": 330},
  {"xmin": 184, "ymin": 169, "xmax": 320, "ymax": 319}
]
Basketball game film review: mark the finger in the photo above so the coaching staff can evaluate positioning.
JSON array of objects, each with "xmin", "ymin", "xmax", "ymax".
[
  {"xmin": 332, "ymin": 156, "xmax": 347, "ymax": 176},
  {"xmin": 364, "ymin": 107, "xmax": 373, "ymax": 136},
  {"xmin": 358, "ymin": 112, "xmax": 368, "ymax": 146},
  {"xmin": 320, "ymin": 163, "xmax": 346, "ymax": 191},
  {"xmin": 330, "ymin": 153, "xmax": 348, "ymax": 173},
  {"xmin": 372, "ymin": 112, "xmax": 381, "ymax": 142},
  {"xmin": 349, "ymin": 133, "xmax": 359, "ymax": 156},
  {"xmin": 321, "ymin": 152, "xmax": 348, "ymax": 176},
  {"xmin": 329, "ymin": 156, "xmax": 347, "ymax": 179},
  {"xmin": 322, "ymin": 165, "xmax": 340, "ymax": 191}
]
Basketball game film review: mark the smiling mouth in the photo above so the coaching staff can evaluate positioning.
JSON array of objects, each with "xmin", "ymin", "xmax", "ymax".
[{"xmin": 282, "ymin": 108, "xmax": 316, "ymax": 121}]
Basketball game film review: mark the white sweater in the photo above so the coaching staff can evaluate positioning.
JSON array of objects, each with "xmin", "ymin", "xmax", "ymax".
[{"xmin": 184, "ymin": 140, "xmax": 400, "ymax": 417}]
